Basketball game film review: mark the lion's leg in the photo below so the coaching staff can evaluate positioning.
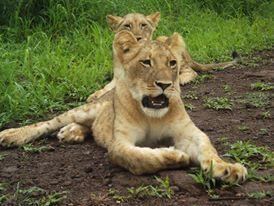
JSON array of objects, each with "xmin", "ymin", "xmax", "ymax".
[
  {"xmin": 57, "ymin": 123, "xmax": 90, "ymax": 143},
  {"xmin": 0, "ymin": 103, "xmax": 101, "ymax": 146},
  {"xmin": 108, "ymin": 128, "xmax": 189, "ymax": 175},
  {"xmin": 171, "ymin": 116, "xmax": 247, "ymax": 183},
  {"xmin": 86, "ymin": 79, "xmax": 115, "ymax": 102}
]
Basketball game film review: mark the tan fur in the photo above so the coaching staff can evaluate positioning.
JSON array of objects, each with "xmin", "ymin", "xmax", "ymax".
[
  {"xmin": 86, "ymin": 12, "xmax": 237, "ymax": 102},
  {"xmin": 0, "ymin": 31, "xmax": 246, "ymax": 184}
]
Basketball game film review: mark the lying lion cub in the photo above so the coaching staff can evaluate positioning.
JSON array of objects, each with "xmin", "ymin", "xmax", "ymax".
[
  {"xmin": 87, "ymin": 12, "xmax": 238, "ymax": 102},
  {"xmin": 0, "ymin": 31, "xmax": 246, "ymax": 183}
]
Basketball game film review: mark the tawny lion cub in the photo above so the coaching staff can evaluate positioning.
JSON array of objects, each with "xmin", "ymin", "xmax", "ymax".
[
  {"xmin": 87, "ymin": 12, "xmax": 238, "ymax": 102},
  {"xmin": 0, "ymin": 31, "xmax": 246, "ymax": 184}
]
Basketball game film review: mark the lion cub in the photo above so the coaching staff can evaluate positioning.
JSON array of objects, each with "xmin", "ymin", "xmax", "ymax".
[
  {"xmin": 0, "ymin": 31, "xmax": 246, "ymax": 184},
  {"xmin": 87, "ymin": 12, "xmax": 238, "ymax": 102}
]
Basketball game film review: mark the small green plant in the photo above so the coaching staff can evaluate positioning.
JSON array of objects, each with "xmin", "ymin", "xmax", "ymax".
[
  {"xmin": 0, "ymin": 183, "xmax": 7, "ymax": 192},
  {"xmin": 108, "ymin": 176, "xmax": 173, "ymax": 203},
  {"xmin": 225, "ymin": 141, "xmax": 274, "ymax": 170},
  {"xmin": 219, "ymin": 136, "xmax": 229, "ymax": 145},
  {"xmin": 154, "ymin": 176, "xmax": 174, "ymax": 198},
  {"xmin": 6, "ymin": 183, "xmax": 67, "ymax": 205},
  {"xmin": 16, "ymin": 186, "xmax": 45, "ymax": 196},
  {"xmin": 192, "ymin": 74, "xmax": 213, "ymax": 84},
  {"xmin": 223, "ymin": 84, "xmax": 232, "ymax": 93},
  {"xmin": 204, "ymin": 97, "xmax": 233, "ymax": 110},
  {"xmin": 128, "ymin": 176, "xmax": 173, "ymax": 199},
  {"xmin": 0, "ymin": 195, "xmax": 7, "ymax": 204},
  {"xmin": 241, "ymin": 56, "xmax": 263, "ymax": 69},
  {"xmin": 247, "ymin": 191, "xmax": 272, "ymax": 200},
  {"xmin": 0, "ymin": 153, "xmax": 7, "ymax": 161},
  {"xmin": 258, "ymin": 128, "xmax": 268, "ymax": 136},
  {"xmin": 238, "ymin": 125, "xmax": 249, "ymax": 132},
  {"xmin": 251, "ymin": 82, "xmax": 273, "ymax": 91},
  {"xmin": 189, "ymin": 162, "xmax": 218, "ymax": 196},
  {"xmin": 13, "ymin": 185, "xmax": 45, "ymax": 205},
  {"xmin": 22, "ymin": 144, "xmax": 53, "ymax": 153},
  {"xmin": 40, "ymin": 191, "xmax": 67, "ymax": 205},
  {"xmin": 0, "ymin": 183, "xmax": 8, "ymax": 204},
  {"xmin": 241, "ymin": 92, "xmax": 271, "ymax": 108},
  {"xmin": 261, "ymin": 111, "xmax": 271, "ymax": 119},
  {"xmin": 185, "ymin": 103, "xmax": 195, "ymax": 111},
  {"xmin": 108, "ymin": 188, "xmax": 127, "ymax": 203},
  {"xmin": 183, "ymin": 91, "xmax": 198, "ymax": 100},
  {"xmin": 247, "ymin": 169, "xmax": 274, "ymax": 182}
]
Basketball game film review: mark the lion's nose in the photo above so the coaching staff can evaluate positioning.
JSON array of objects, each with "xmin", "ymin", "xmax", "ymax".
[
  {"xmin": 155, "ymin": 81, "xmax": 172, "ymax": 91},
  {"xmin": 136, "ymin": 36, "xmax": 142, "ymax": 41}
]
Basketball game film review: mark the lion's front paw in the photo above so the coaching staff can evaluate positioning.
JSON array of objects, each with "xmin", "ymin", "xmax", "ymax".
[
  {"xmin": 162, "ymin": 148, "xmax": 190, "ymax": 168},
  {"xmin": 0, "ymin": 128, "xmax": 27, "ymax": 146},
  {"xmin": 57, "ymin": 123, "xmax": 88, "ymax": 143},
  {"xmin": 202, "ymin": 160, "xmax": 247, "ymax": 184},
  {"xmin": 224, "ymin": 163, "xmax": 247, "ymax": 183}
]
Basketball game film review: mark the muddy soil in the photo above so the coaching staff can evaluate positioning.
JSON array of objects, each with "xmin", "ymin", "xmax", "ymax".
[{"xmin": 0, "ymin": 49, "xmax": 273, "ymax": 206}]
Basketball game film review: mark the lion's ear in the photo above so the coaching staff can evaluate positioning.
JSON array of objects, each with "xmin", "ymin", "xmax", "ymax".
[
  {"xmin": 106, "ymin": 15, "xmax": 123, "ymax": 31},
  {"xmin": 146, "ymin": 12, "xmax": 160, "ymax": 28},
  {"xmin": 165, "ymin": 32, "xmax": 186, "ymax": 57},
  {"xmin": 113, "ymin": 31, "xmax": 138, "ymax": 62}
]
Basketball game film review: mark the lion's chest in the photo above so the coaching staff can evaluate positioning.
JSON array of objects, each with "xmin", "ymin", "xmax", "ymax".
[
  {"xmin": 135, "ymin": 122, "xmax": 173, "ymax": 147},
  {"xmin": 146, "ymin": 124, "xmax": 167, "ymax": 140}
]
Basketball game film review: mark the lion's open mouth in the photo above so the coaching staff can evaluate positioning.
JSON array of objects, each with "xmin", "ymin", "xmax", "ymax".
[{"xmin": 141, "ymin": 94, "xmax": 169, "ymax": 109}]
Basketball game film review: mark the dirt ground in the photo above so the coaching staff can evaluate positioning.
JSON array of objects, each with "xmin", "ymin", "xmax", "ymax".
[{"xmin": 0, "ymin": 49, "xmax": 273, "ymax": 206}]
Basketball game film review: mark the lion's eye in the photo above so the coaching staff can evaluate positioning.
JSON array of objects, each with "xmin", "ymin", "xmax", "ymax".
[
  {"xmin": 140, "ymin": 23, "xmax": 147, "ymax": 29},
  {"xmin": 124, "ymin": 24, "xmax": 131, "ymax": 29},
  {"xmin": 140, "ymin": 59, "xmax": 151, "ymax": 67},
  {"xmin": 169, "ymin": 60, "xmax": 177, "ymax": 68}
]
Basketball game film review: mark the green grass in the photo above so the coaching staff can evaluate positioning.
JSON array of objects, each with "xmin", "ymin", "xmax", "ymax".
[
  {"xmin": 0, "ymin": 183, "xmax": 67, "ymax": 205},
  {"xmin": 0, "ymin": 0, "xmax": 273, "ymax": 126},
  {"xmin": 224, "ymin": 140, "xmax": 274, "ymax": 182},
  {"xmin": 240, "ymin": 92, "xmax": 272, "ymax": 108},
  {"xmin": 247, "ymin": 191, "xmax": 272, "ymax": 200},
  {"xmin": 261, "ymin": 111, "xmax": 271, "ymax": 119},
  {"xmin": 107, "ymin": 176, "xmax": 173, "ymax": 203},
  {"xmin": 185, "ymin": 103, "xmax": 195, "ymax": 111},
  {"xmin": 238, "ymin": 124, "xmax": 249, "ymax": 132},
  {"xmin": 191, "ymin": 74, "xmax": 214, "ymax": 84},
  {"xmin": 188, "ymin": 163, "xmax": 229, "ymax": 198},
  {"xmin": 0, "ymin": 183, "xmax": 8, "ymax": 204},
  {"xmin": 251, "ymin": 82, "xmax": 274, "ymax": 91},
  {"xmin": 225, "ymin": 140, "xmax": 274, "ymax": 170},
  {"xmin": 258, "ymin": 128, "xmax": 269, "ymax": 136},
  {"xmin": 223, "ymin": 84, "xmax": 232, "ymax": 94},
  {"xmin": 189, "ymin": 163, "xmax": 216, "ymax": 192},
  {"xmin": 183, "ymin": 91, "xmax": 198, "ymax": 100},
  {"xmin": 204, "ymin": 97, "xmax": 233, "ymax": 110},
  {"xmin": 0, "ymin": 153, "xmax": 7, "ymax": 161},
  {"xmin": 21, "ymin": 143, "xmax": 54, "ymax": 153}
]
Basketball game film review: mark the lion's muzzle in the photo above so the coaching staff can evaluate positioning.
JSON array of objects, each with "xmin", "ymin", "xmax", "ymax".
[{"xmin": 141, "ymin": 94, "xmax": 169, "ymax": 109}]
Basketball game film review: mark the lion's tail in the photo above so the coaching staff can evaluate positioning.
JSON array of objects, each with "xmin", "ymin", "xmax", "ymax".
[{"xmin": 190, "ymin": 51, "xmax": 240, "ymax": 72}]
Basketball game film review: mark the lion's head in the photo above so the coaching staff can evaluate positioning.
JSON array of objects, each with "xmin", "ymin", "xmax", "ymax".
[
  {"xmin": 107, "ymin": 12, "xmax": 160, "ymax": 41},
  {"xmin": 113, "ymin": 31, "xmax": 185, "ymax": 118}
]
